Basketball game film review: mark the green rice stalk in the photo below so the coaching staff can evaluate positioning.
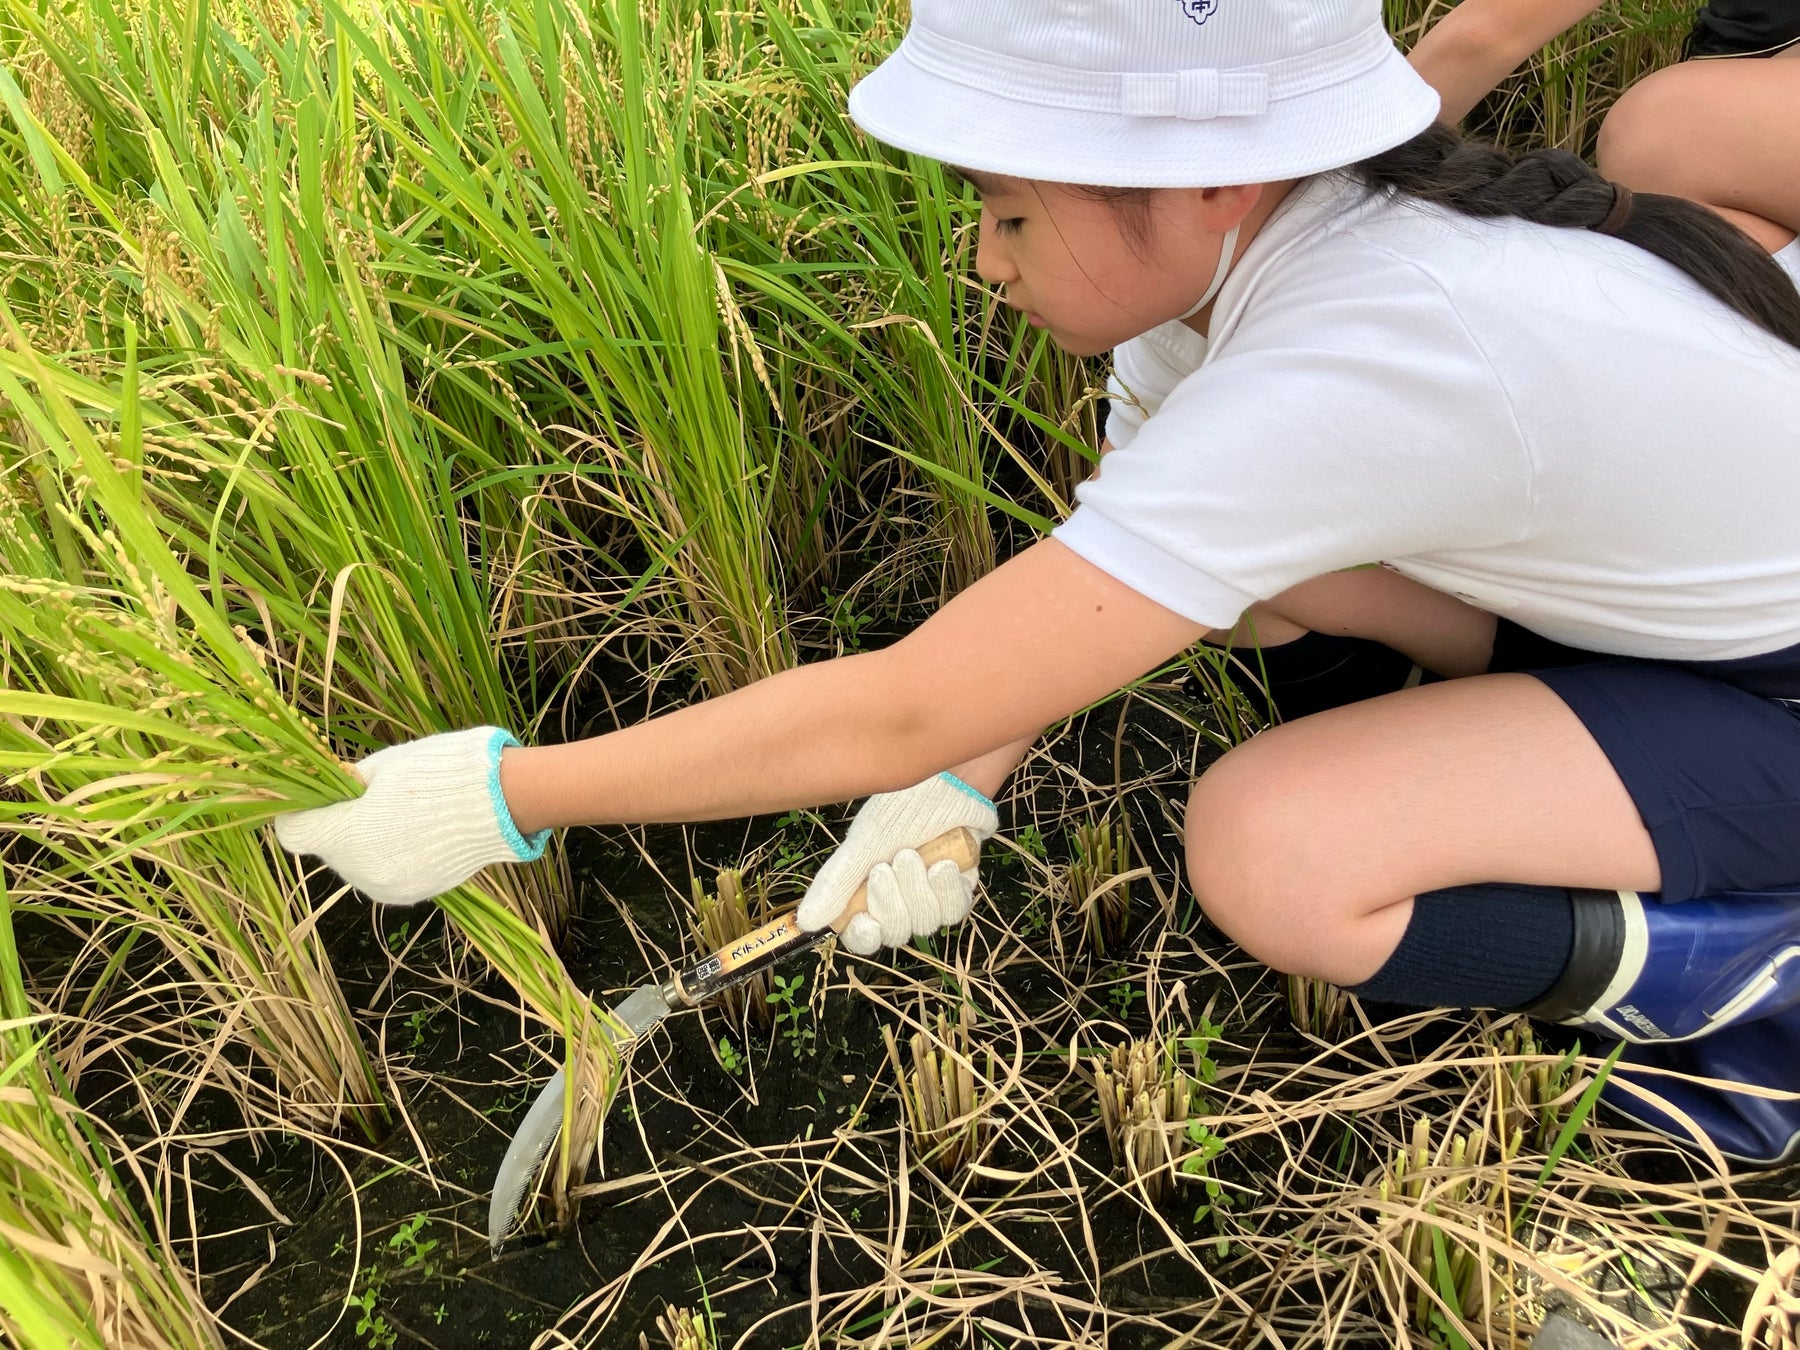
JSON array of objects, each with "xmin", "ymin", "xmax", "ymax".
[
  {"xmin": 1387, "ymin": 1, "xmax": 1698, "ymax": 154},
  {"xmin": 0, "ymin": 300, "xmax": 614, "ymax": 1181},
  {"xmin": 0, "ymin": 0, "xmax": 576, "ymax": 934},
  {"xmin": 314, "ymin": 0, "xmax": 796, "ymax": 696}
]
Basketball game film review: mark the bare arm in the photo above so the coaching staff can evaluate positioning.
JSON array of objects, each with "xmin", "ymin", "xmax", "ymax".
[
  {"xmin": 933, "ymin": 437, "xmax": 1125, "ymax": 800},
  {"xmin": 1408, "ymin": 0, "xmax": 1607, "ymax": 126},
  {"xmin": 500, "ymin": 537, "xmax": 1206, "ymax": 833}
]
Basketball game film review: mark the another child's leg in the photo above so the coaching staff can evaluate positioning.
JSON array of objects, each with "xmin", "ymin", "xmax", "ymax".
[{"xmin": 1598, "ymin": 54, "xmax": 1800, "ymax": 251}]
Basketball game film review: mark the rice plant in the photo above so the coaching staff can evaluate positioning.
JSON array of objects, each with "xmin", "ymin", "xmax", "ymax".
[
  {"xmin": 0, "ymin": 869, "xmax": 220, "ymax": 1349},
  {"xmin": 0, "ymin": 0, "xmax": 577, "ymax": 934},
  {"xmin": 1488, "ymin": 1017, "xmax": 1586, "ymax": 1153},
  {"xmin": 1387, "ymin": 0, "xmax": 1698, "ymax": 154},
  {"xmin": 1092, "ymin": 1024, "xmax": 1221, "ymax": 1205},
  {"xmin": 0, "ymin": 317, "xmax": 618, "ymax": 1182},
  {"xmin": 0, "ymin": 0, "xmax": 1765, "ymax": 1343},
  {"xmin": 690, "ymin": 867, "xmax": 775, "ymax": 1031},
  {"xmin": 881, "ymin": 1000, "xmax": 996, "ymax": 1178},
  {"xmin": 1063, "ymin": 813, "xmax": 1135, "ymax": 958},
  {"xmin": 312, "ymin": 0, "xmax": 800, "ymax": 696},
  {"xmin": 1374, "ymin": 1115, "xmax": 1525, "ymax": 1345},
  {"xmin": 1285, "ymin": 973, "xmax": 1356, "ymax": 1043},
  {"xmin": 0, "ymin": 341, "xmax": 388, "ymax": 1133},
  {"xmin": 645, "ymin": 1305, "xmax": 718, "ymax": 1350},
  {"xmin": 1746, "ymin": 1247, "xmax": 1800, "ymax": 1350}
]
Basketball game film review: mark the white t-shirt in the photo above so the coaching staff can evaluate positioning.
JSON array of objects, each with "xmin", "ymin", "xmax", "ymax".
[
  {"xmin": 1777, "ymin": 237, "xmax": 1800, "ymax": 286},
  {"xmin": 1053, "ymin": 175, "xmax": 1800, "ymax": 661}
]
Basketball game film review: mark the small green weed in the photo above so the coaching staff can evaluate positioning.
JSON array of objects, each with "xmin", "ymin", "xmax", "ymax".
[
  {"xmin": 1017, "ymin": 893, "xmax": 1049, "ymax": 938},
  {"xmin": 715, "ymin": 1035, "xmax": 744, "ymax": 1075},
  {"xmin": 388, "ymin": 1215, "xmax": 439, "ymax": 1278},
  {"xmin": 771, "ymin": 812, "xmax": 818, "ymax": 870},
  {"xmin": 348, "ymin": 1266, "xmax": 394, "ymax": 1350},
  {"xmin": 1105, "ymin": 966, "xmax": 1144, "ymax": 1019},
  {"xmin": 1181, "ymin": 1120, "xmax": 1233, "ymax": 1251},
  {"xmin": 765, "ymin": 974, "xmax": 815, "ymax": 1058},
  {"xmin": 823, "ymin": 591, "xmax": 876, "ymax": 653},
  {"xmin": 405, "ymin": 1008, "xmax": 437, "ymax": 1054}
]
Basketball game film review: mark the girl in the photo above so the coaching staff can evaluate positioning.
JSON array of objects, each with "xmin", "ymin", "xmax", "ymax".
[
  {"xmin": 1410, "ymin": 0, "xmax": 1800, "ymax": 257},
  {"xmin": 277, "ymin": 0, "xmax": 1800, "ymax": 1167}
]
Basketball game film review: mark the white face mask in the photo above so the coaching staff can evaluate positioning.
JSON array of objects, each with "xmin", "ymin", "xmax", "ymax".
[{"xmin": 1175, "ymin": 223, "xmax": 1241, "ymax": 323}]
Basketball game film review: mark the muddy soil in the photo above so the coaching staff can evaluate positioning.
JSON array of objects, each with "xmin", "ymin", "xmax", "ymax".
[
  {"xmin": 186, "ymin": 692, "xmax": 1257, "ymax": 1348},
  {"xmin": 42, "ymin": 685, "xmax": 1790, "ymax": 1349}
]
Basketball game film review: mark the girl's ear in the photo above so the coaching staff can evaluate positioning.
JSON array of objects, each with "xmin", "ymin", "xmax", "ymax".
[{"xmin": 1197, "ymin": 183, "xmax": 1268, "ymax": 233}]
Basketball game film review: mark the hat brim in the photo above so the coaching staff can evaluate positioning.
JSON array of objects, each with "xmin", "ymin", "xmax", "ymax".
[{"xmin": 847, "ymin": 36, "xmax": 1442, "ymax": 189}]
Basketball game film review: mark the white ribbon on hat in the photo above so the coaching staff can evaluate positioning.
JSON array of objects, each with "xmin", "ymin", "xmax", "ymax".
[
  {"xmin": 1120, "ymin": 69, "xmax": 1266, "ymax": 122},
  {"xmin": 901, "ymin": 21, "xmax": 1395, "ymax": 124}
]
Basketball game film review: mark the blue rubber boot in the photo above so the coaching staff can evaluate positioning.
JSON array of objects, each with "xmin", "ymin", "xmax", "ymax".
[
  {"xmin": 1600, "ymin": 1001, "xmax": 1800, "ymax": 1166},
  {"xmin": 1525, "ymin": 887, "xmax": 1800, "ymax": 1043}
]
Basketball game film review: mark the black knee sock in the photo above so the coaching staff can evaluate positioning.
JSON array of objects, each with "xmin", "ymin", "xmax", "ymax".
[
  {"xmin": 1346, "ymin": 884, "xmax": 1577, "ymax": 1011},
  {"xmin": 1194, "ymin": 631, "xmax": 1422, "ymax": 723}
]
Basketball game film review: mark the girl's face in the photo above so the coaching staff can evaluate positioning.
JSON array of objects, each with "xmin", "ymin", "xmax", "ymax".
[{"xmin": 963, "ymin": 173, "xmax": 1260, "ymax": 357}]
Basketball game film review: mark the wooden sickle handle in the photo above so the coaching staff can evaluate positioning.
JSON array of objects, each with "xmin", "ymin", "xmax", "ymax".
[
  {"xmin": 829, "ymin": 825, "xmax": 980, "ymax": 934},
  {"xmin": 669, "ymin": 827, "xmax": 981, "ymax": 1006}
]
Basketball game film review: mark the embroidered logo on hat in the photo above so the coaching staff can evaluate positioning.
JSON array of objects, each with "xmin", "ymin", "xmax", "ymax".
[{"xmin": 1178, "ymin": 0, "xmax": 1220, "ymax": 25}]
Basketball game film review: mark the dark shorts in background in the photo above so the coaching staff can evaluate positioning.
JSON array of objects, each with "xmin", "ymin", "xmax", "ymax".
[
  {"xmin": 1687, "ymin": 0, "xmax": 1800, "ymax": 57},
  {"xmin": 1487, "ymin": 621, "xmax": 1800, "ymax": 903}
]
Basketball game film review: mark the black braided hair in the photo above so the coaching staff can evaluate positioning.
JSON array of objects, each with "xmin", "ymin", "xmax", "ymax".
[{"xmin": 1355, "ymin": 124, "xmax": 1800, "ymax": 350}]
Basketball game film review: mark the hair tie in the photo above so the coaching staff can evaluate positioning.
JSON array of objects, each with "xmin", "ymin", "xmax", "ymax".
[{"xmin": 1595, "ymin": 182, "xmax": 1635, "ymax": 236}]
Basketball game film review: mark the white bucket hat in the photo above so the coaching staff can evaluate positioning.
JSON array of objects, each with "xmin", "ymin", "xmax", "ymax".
[{"xmin": 848, "ymin": 0, "xmax": 1442, "ymax": 188}]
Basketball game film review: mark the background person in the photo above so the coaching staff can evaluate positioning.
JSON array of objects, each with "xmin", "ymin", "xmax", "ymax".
[
  {"xmin": 1410, "ymin": 0, "xmax": 1800, "ymax": 261},
  {"xmin": 275, "ymin": 0, "xmax": 1800, "ymax": 1166}
]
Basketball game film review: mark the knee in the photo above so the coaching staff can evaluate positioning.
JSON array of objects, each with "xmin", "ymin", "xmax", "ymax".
[
  {"xmin": 1597, "ymin": 67, "xmax": 1707, "ymax": 195},
  {"xmin": 1183, "ymin": 740, "xmax": 1322, "ymax": 975}
]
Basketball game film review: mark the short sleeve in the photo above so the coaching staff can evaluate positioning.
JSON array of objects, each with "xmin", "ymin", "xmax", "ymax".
[{"xmin": 1055, "ymin": 256, "xmax": 1534, "ymax": 630}]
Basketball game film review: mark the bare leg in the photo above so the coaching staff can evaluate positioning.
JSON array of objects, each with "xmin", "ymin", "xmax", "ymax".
[
  {"xmin": 1184, "ymin": 673, "xmax": 1660, "ymax": 985},
  {"xmin": 1599, "ymin": 56, "xmax": 1800, "ymax": 251},
  {"xmin": 1208, "ymin": 567, "xmax": 1499, "ymax": 678}
]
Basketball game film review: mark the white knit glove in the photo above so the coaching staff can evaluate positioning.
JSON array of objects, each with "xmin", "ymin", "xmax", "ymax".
[
  {"xmin": 796, "ymin": 773, "xmax": 998, "ymax": 955},
  {"xmin": 272, "ymin": 727, "xmax": 549, "ymax": 906}
]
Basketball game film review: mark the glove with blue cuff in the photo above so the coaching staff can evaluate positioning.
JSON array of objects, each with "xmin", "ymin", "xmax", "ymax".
[
  {"xmin": 795, "ymin": 772, "xmax": 999, "ymax": 955},
  {"xmin": 272, "ymin": 726, "xmax": 548, "ymax": 906}
]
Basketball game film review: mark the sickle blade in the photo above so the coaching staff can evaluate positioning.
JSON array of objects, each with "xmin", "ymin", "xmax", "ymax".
[{"xmin": 486, "ymin": 984, "xmax": 674, "ymax": 1250}]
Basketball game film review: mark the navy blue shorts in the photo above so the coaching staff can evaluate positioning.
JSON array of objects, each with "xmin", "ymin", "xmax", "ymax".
[{"xmin": 1488, "ymin": 622, "xmax": 1800, "ymax": 902}]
